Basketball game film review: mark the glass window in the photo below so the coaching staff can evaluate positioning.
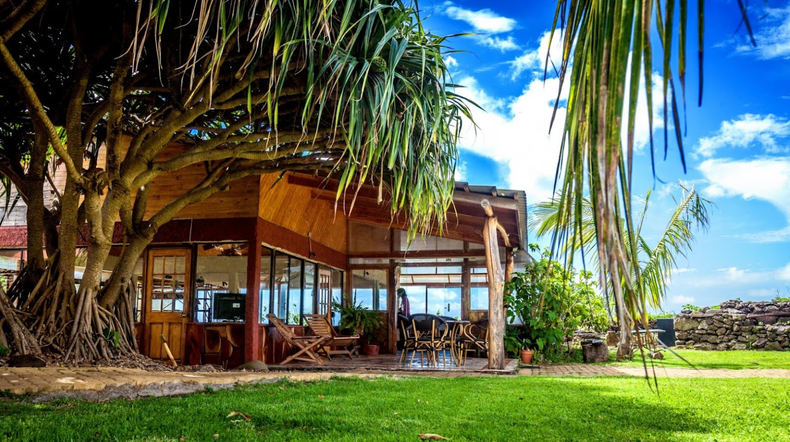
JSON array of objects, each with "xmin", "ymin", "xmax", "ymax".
[
  {"xmin": 260, "ymin": 247, "xmax": 272, "ymax": 322},
  {"xmin": 287, "ymin": 257, "xmax": 303, "ymax": 324},
  {"xmin": 470, "ymin": 286, "xmax": 489, "ymax": 310},
  {"xmin": 302, "ymin": 262, "xmax": 316, "ymax": 324},
  {"xmin": 351, "ymin": 269, "xmax": 387, "ymax": 311},
  {"xmin": 194, "ymin": 243, "xmax": 248, "ymax": 322},
  {"xmin": 427, "ymin": 287, "xmax": 461, "ymax": 318},
  {"xmin": 273, "ymin": 253, "xmax": 290, "ymax": 322},
  {"xmin": 330, "ymin": 269, "xmax": 343, "ymax": 326}
]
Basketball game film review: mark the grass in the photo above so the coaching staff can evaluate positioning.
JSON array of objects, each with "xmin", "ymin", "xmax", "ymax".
[
  {"xmin": 601, "ymin": 349, "xmax": 790, "ymax": 370},
  {"xmin": 2, "ymin": 376, "xmax": 790, "ymax": 441}
]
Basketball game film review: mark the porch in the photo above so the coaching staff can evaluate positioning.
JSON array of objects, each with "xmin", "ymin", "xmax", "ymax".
[{"xmin": 265, "ymin": 354, "xmax": 519, "ymax": 375}]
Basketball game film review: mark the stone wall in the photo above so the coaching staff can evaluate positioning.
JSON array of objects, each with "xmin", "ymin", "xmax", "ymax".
[{"xmin": 674, "ymin": 300, "xmax": 790, "ymax": 351}]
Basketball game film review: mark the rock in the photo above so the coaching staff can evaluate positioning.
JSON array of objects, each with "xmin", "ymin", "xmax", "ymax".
[
  {"xmin": 733, "ymin": 343, "xmax": 748, "ymax": 350},
  {"xmin": 582, "ymin": 341, "xmax": 609, "ymax": 363},
  {"xmin": 7, "ymin": 354, "xmax": 46, "ymax": 367},
  {"xmin": 763, "ymin": 342, "xmax": 784, "ymax": 352},
  {"xmin": 649, "ymin": 351, "xmax": 664, "ymax": 360},
  {"xmin": 674, "ymin": 318, "xmax": 699, "ymax": 331},
  {"xmin": 706, "ymin": 336, "xmax": 719, "ymax": 344},
  {"xmin": 232, "ymin": 360, "xmax": 269, "ymax": 372},
  {"xmin": 698, "ymin": 321, "xmax": 709, "ymax": 330},
  {"xmin": 753, "ymin": 338, "xmax": 768, "ymax": 348},
  {"xmin": 716, "ymin": 328, "xmax": 727, "ymax": 336}
]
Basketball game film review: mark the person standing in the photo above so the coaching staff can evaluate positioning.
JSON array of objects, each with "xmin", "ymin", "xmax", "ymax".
[{"xmin": 397, "ymin": 288, "xmax": 410, "ymax": 316}]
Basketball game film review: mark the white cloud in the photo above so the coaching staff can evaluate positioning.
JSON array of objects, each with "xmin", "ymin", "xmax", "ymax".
[
  {"xmin": 507, "ymin": 31, "xmax": 561, "ymax": 81},
  {"xmin": 671, "ymin": 268, "xmax": 697, "ymax": 274},
  {"xmin": 455, "ymin": 74, "xmax": 568, "ymax": 203},
  {"xmin": 445, "ymin": 56, "xmax": 459, "ymax": 69},
  {"xmin": 687, "ymin": 262, "xmax": 790, "ymax": 288},
  {"xmin": 696, "ymin": 114, "xmax": 790, "ymax": 158},
  {"xmin": 667, "ymin": 294, "xmax": 695, "ymax": 305},
  {"xmin": 699, "ymin": 156, "xmax": 790, "ymax": 242},
  {"xmin": 453, "ymin": 32, "xmax": 663, "ymax": 203},
  {"xmin": 476, "ymin": 35, "xmax": 520, "ymax": 52},
  {"xmin": 442, "ymin": 4, "xmax": 517, "ymax": 34},
  {"xmin": 734, "ymin": 6, "xmax": 790, "ymax": 60},
  {"xmin": 454, "ymin": 160, "xmax": 467, "ymax": 181}
]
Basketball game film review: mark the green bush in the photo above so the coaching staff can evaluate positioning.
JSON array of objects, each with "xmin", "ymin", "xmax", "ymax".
[
  {"xmin": 332, "ymin": 301, "xmax": 382, "ymax": 340},
  {"xmin": 504, "ymin": 245, "xmax": 609, "ymax": 359},
  {"xmin": 0, "ymin": 343, "xmax": 9, "ymax": 358}
]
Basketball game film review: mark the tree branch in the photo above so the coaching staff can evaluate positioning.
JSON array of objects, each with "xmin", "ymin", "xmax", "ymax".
[
  {"xmin": 0, "ymin": 41, "xmax": 84, "ymax": 186},
  {"xmin": 0, "ymin": 0, "xmax": 47, "ymax": 43}
]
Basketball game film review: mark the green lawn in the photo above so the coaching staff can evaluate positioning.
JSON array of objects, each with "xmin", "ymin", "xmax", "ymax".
[
  {"xmin": 2, "ymin": 376, "xmax": 789, "ymax": 441},
  {"xmin": 601, "ymin": 349, "xmax": 790, "ymax": 370}
]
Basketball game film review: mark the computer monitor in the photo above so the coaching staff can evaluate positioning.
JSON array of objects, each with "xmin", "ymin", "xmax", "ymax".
[{"xmin": 212, "ymin": 293, "xmax": 246, "ymax": 321}]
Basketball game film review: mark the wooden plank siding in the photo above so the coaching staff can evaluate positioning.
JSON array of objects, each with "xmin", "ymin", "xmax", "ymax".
[{"xmin": 258, "ymin": 174, "xmax": 347, "ymax": 255}]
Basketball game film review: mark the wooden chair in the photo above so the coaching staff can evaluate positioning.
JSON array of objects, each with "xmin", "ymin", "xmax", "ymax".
[
  {"xmin": 304, "ymin": 313, "xmax": 359, "ymax": 360},
  {"xmin": 398, "ymin": 314, "xmax": 416, "ymax": 363},
  {"xmin": 411, "ymin": 314, "xmax": 448, "ymax": 366},
  {"xmin": 267, "ymin": 314, "xmax": 327, "ymax": 365}
]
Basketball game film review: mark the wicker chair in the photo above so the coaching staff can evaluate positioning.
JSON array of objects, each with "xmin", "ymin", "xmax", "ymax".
[
  {"xmin": 398, "ymin": 314, "xmax": 416, "ymax": 363},
  {"xmin": 410, "ymin": 314, "xmax": 448, "ymax": 366}
]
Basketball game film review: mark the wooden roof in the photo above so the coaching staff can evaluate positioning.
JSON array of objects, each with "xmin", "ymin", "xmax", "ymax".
[{"xmin": 286, "ymin": 173, "xmax": 527, "ymax": 249}]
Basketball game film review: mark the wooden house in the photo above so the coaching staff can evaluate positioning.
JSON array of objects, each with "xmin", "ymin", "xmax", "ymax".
[{"xmin": 0, "ymin": 141, "xmax": 529, "ymax": 367}]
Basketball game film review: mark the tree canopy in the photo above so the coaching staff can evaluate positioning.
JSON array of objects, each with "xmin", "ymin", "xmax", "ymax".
[{"xmin": 0, "ymin": 0, "xmax": 472, "ymax": 361}]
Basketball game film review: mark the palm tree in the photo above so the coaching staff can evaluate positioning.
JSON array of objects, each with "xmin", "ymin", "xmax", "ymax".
[
  {"xmin": 532, "ymin": 186, "xmax": 711, "ymax": 359},
  {"xmin": 546, "ymin": 1, "xmax": 751, "ymax": 359}
]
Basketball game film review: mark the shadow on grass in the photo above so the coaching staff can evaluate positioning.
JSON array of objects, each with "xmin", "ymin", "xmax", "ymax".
[{"xmin": 0, "ymin": 376, "xmax": 772, "ymax": 441}]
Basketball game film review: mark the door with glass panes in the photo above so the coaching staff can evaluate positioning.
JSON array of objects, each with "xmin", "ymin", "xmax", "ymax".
[{"xmin": 144, "ymin": 248, "xmax": 191, "ymax": 361}]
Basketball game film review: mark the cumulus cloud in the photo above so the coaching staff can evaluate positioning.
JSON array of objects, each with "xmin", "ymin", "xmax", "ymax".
[
  {"xmin": 734, "ymin": 6, "xmax": 790, "ymax": 60},
  {"xmin": 696, "ymin": 114, "xmax": 790, "ymax": 158},
  {"xmin": 454, "ymin": 74, "xmax": 568, "ymax": 203},
  {"xmin": 477, "ymin": 35, "xmax": 520, "ymax": 52},
  {"xmin": 441, "ymin": 4, "xmax": 517, "ymax": 34},
  {"xmin": 698, "ymin": 156, "xmax": 790, "ymax": 242},
  {"xmin": 507, "ymin": 31, "xmax": 560, "ymax": 80},
  {"xmin": 667, "ymin": 294, "xmax": 695, "ymax": 306},
  {"xmin": 452, "ymin": 31, "xmax": 664, "ymax": 203},
  {"xmin": 454, "ymin": 160, "xmax": 467, "ymax": 181},
  {"xmin": 445, "ymin": 56, "xmax": 459, "ymax": 69}
]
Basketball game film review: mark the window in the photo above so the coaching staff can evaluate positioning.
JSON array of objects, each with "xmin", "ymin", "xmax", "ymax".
[
  {"xmin": 470, "ymin": 286, "xmax": 489, "ymax": 310},
  {"xmin": 351, "ymin": 269, "xmax": 387, "ymax": 311},
  {"xmin": 259, "ymin": 247, "xmax": 342, "ymax": 325},
  {"xmin": 194, "ymin": 243, "xmax": 248, "ymax": 322},
  {"xmin": 259, "ymin": 248, "xmax": 272, "ymax": 322},
  {"xmin": 150, "ymin": 252, "xmax": 187, "ymax": 313}
]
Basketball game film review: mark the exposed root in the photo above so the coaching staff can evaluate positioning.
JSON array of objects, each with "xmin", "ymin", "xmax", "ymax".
[{"xmin": 0, "ymin": 254, "xmax": 139, "ymax": 363}]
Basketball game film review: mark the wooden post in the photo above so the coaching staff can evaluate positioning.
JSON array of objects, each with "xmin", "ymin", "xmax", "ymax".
[
  {"xmin": 244, "ymin": 218, "xmax": 263, "ymax": 362},
  {"xmin": 481, "ymin": 200, "xmax": 506, "ymax": 370}
]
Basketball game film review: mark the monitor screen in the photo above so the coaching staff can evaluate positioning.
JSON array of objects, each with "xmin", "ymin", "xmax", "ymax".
[{"xmin": 212, "ymin": 293, "xmax": 246, "ymax": 321}]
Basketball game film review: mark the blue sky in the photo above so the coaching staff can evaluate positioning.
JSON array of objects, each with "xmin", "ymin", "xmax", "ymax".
[{"xmin": 420, "ymin": 1, "xmax": 790, "ymax": 311}]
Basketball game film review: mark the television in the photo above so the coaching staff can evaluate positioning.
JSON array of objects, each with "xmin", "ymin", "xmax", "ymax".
[{"xmin": 212, "ymin": 293, "xmax": 246, "ymax": 321}]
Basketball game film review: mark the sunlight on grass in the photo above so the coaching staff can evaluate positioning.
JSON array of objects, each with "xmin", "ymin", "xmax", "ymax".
[
  {"xmin": 601, "ymin": 349, "xmax": 790, "ymax": 370},
  {"xmin": 1, "ymin": 376, "xmax": 789, "ymax": 441}
]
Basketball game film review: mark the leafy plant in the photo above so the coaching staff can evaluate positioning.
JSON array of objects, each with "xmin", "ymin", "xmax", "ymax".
[
  {"xmin": 102, "ymin": 328, "xmax": 120, "ymax": 349},
  {"xmin": 504, "ymin": 246, "xmax": 609, "ymax": 358},
  {"xmin": 682, "ymin": 304, "xmax": 700, "ymax": 312},
  {"xmin": 0, "ymin": 343, "xmax": 9, "ymax": 357},
  {"xmin": 332, "ymin": 301, "xmax": 382, "ymax": 340}
]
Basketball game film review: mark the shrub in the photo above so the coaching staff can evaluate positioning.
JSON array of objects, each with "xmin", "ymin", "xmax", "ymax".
[
  {"xmin": 0, "ymin": 343, "xmax": 9, "ymax": 358},
  {"xmin": 504, "ymin": 245, "xmax": 609, "ymax": 358}
]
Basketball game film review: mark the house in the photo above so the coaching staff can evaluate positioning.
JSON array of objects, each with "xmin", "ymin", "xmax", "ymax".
[{"xmin": 0, "ymin": 141, "xmax": 529, "ymax": 368}]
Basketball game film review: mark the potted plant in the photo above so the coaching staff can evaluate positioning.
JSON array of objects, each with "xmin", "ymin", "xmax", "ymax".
[
  {"xmin": 505, "ymin": 328, "xmax": 534, "ymax": 365},
  {"xmin": 333, "ymin": 301, "xmax": 383, "ymax": 355}
]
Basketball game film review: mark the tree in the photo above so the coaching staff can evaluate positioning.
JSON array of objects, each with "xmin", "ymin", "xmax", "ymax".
[
  {"xmin": 0, "ymin": 0, "xmax": 471, "ymax": 361},
  {"xmin": 546, "ymin": 1, "xmax": 750, "ymax": 359},
  {"xmin": 531, "ymin": 186, "xmax": 711, "ymax": 359}
]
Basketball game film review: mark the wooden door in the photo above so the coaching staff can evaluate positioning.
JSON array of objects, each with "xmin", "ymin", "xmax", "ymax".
[
  {"xmin": 317, "ymin": 269, "xmax": 332, "ymax": 318},
  {"xmin": 145, "ymin": 248, "xmax": 191, "ymax": 362}
]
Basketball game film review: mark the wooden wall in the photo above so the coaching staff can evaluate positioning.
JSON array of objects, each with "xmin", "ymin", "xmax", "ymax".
[
  {"xmin": 141, "ymin": 143, "xmax": 259, "ymax": 220},
  {"xmin": 258, "ymin": 174, "xmax": 347, "ymax": 254}
]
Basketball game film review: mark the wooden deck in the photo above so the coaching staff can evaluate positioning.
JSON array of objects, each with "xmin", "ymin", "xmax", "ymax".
[{"xmin": 266, "ymin": 352, "xmax": 519, "ymax": 374}]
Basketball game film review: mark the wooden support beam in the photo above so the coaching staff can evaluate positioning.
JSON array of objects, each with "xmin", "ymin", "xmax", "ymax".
[
  {"xmin": 482, "ymin": 201, "xmax": 506, "ymax": 370},
  {"xmin": 244, "ymin": 217, "xmax": 263, "ymax": 362}
]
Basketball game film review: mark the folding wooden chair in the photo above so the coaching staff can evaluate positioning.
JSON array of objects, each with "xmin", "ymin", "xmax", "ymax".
[
  {"xmin": 267, "ymin": 314, "xmax": 327, "ymax": 365},
  {"xmin": 304, "ymin": 313, "xmax": 359, "ymax": 360}
]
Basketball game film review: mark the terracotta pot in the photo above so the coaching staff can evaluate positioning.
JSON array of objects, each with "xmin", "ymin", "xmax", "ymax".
[
  {"xmin": 363, "ymin": 344, "xmax": 380, "ymax": 356},
  {"xmin": 520, "ymin": 349, "xmax": 534, "ymax": 365}
]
